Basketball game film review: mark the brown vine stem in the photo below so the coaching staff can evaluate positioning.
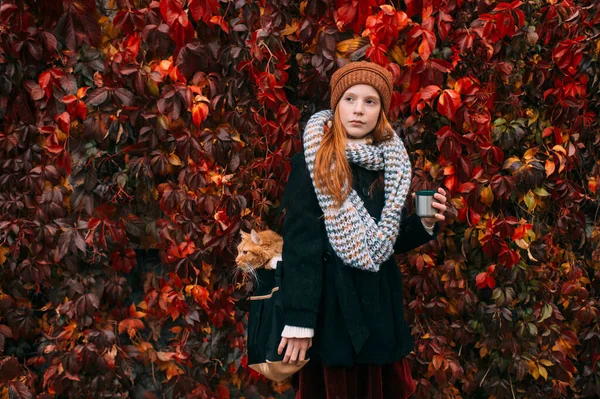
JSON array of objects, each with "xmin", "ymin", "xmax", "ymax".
[
  {"xmin": 509, "ymin": 373, "xmax": 516, "ymax": 399},
  {"xmin": 479, "ymin": 364, "xmax": 492, "ymax": 387}
]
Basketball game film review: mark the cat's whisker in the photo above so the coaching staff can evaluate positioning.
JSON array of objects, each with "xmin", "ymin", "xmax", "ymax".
[
  {"xmin": 230, "ymin": 266, "xmax": 245, "ymax": 283},
  {"xmin": 241, "ymin": 265, "xmax": 255, "ymax": 282},
  {"xmin": 227, "ymin": 266, "xmax": 239, "ymax": 280}
]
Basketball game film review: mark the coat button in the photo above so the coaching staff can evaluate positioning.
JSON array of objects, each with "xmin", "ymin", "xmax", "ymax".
[
  {"xmin": 322, "ymin": 251, "xmax": 332, "ymax": 262},
  {"xmin": 362, "ymin": 187, "xmax": 370, "ymax": 196}
]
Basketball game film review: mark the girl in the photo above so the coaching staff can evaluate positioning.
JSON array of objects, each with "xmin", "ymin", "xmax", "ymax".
[{"xmin": 277, "ymin": 61, "xmax": 448, "ymax": 399}]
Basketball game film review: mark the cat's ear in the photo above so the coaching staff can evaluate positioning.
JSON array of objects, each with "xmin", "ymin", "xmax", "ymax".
[
  {"xmin": 239, "ymin": 230, "xmax": 249, "ymax": 239},
  {"xmin": 250, "ymin": 229, "xmax": 262, "ymax": 245}
]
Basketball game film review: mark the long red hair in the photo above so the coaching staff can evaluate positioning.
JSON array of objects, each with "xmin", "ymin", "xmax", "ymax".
[{"xmin": 314, "ymin": 105, "xmax": 395, "ymax": 208}]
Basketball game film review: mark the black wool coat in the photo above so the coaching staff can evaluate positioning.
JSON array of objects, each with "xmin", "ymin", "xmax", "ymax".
[{"xmin": 279, "ymin": 152, "xmax": 439, "ymax": 367}]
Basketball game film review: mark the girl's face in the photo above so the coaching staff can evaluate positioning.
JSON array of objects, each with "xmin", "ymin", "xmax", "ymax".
[{"xmin": 338, "ymin": 84, "xmax": 381, "ymax": 139}]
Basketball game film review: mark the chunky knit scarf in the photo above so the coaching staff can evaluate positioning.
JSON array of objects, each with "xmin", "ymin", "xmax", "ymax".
[{"xmin": 303, "ymin": 110, "xmax": 412, "ymax": 272}]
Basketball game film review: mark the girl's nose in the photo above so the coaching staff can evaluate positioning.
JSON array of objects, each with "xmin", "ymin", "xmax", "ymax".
[{"xmin": 354, "ymin": 101, "xmax": 364, "ymax": 114}]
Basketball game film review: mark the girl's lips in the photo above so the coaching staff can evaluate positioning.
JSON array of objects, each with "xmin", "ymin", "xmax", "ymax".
[{"xmin": 350, "ymin": 121, "xmax": 364, "ymax": 125}]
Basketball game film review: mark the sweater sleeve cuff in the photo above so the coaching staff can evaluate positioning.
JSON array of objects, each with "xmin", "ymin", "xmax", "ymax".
[
  {"xmin": 281, "ymin": 325, "xmax": 315, "ymax": 338},
  {"xmin": 421, "ymin": 219, "xmax": 436, "ymax": 235}
]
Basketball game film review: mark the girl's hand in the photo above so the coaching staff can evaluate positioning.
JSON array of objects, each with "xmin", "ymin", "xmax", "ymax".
[
  {"xmin": 278, "ymin": 337, "xmax": 312, "ymax": 364},
  {"xmin": 421, "ymin": 187, "xmax": 448, "ymax": 227}
]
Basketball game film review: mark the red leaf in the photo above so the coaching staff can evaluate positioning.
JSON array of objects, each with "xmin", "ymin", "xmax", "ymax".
[
  {"xmin": 476, "ymin": 270, "xmax": 496, "ymax": 289},
  {"xmin": 217, "ymin": 384, "xmax": 230, "ymax": 399},
  {"xmin": 476, "ymin": 272, "xmax": 487, "ymax": 289},
  {"xmin": 55, "ymin": 112, "xmax": 70, "ymax": 133},
  {"xmin": 365, "ymin": 38, "xmax": 389, "ymax": 65},
  {"xmin": 420, "ymin": 85, "xmax": 441, "ymax": 103},
  {"xmin": 114, "ymin": 88, "xmax": 136, "ymax": 106},
  {"xmin": 437, "ymin": 89, "xmax": 461, "ymax": 120},
  {"xmin": 189, "ymin": 0, "xmax": 220, "ymax": 23},
  {"xmin": 159, "ymin": 0, "xmax": 184, "ymax": 26},
  {"xmin": 418, "ymin": 28, "xmax": 436, "ymax": 61},
  {"xmin": 170, "ymin": 17, "xmax": 195, "ymax": 47},
  {"xmin": 0, "ymin": 357, "xmax": 20, "ymax": 380},
  {"xmin": 86, "ymin": 87, "xmax": 109, "ymax": 106}
]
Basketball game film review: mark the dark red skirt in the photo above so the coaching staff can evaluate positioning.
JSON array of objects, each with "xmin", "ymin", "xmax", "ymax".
[{"xmin": 293, "ymin": 357, "xmax": 416, "ymax": 399}]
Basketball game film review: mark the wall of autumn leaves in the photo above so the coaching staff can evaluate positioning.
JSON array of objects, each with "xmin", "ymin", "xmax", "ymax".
[{"xmin": 0, "ymin": 0, "xmax": 599, "ymax": 397}]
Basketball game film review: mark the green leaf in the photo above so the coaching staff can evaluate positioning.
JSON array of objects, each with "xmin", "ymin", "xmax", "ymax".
[
  {"xmin": 533, "ymin": 187, "xmax": 550, "ymax": 196},
  {"xmin": 540, "ymin": 303, "xmax": 552, "ymax": 322}
]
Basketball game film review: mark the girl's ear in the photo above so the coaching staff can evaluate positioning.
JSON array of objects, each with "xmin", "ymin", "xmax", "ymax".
[{"xmin": 250, "ymin": 229, "xmax": 263, "ymax": 245}]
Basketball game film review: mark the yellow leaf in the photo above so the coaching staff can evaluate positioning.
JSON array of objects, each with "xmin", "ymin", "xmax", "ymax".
[
  {"xmin": 336, "ymin": 37, "xmax": 369, "ymax": 56},
  {"xmin": 389, "ymin": 45, "xmax": 407, "ymax": 66},
  {"xmin": 527, "ymin": 360, "xmax": 539, "ymax": 379},
  {"xmin": 299, "ymin": 0, "xmax": 307, "ymax": 14},
  {"xmin": 479, "ymin": 346, "xmax": 488, "ymax": 358},
  {"xmin": 538, "ymin": 365, "xmax": 548, "ymax": 380},
  {"xmin": 523, "ymin": 191, "xmax": 536, "ymax": 211},
  {"xmin": 503, "ymin": 156, "xmax": 521, "ymax": 170},
  {"xmin": 168, "ymin": 153, "xmax": 182, "ymax": 166},
  {"xmin": 281, "ymin": 21, "xmax": 298, "ymax": 36},
  {"xmin": 526, "ymin": 108, "xmax": 539, "ymax": 126},
  {"xmin": 0, "ymin": 247, "xmax": 9, "ymax": 265},
  {"xmin": 480, "ymin": 186, "xmax": 494, "ymax": 206},
  {"xmin": 539, "ymin": 359, "xmax": 553, "ymax": 367},
  {"xmin": 533, "ymin": 187, "xmax": 550, "ymax": 196},
  {"xmin": 523, "ymin": 147, "xmax": 538, "ymax": 160},
  {"xmin": 447, "ymin": 301, "xmax": 458, "ymax": 315},
  {"xmin": 515, "ymin": 239, "xmax": 529, "ymax": 249}
]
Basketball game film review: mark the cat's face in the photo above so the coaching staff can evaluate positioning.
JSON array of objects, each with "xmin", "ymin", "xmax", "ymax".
[{"xmin": 235, "ymin": 230, "xmax": 270, "ymax": 272}]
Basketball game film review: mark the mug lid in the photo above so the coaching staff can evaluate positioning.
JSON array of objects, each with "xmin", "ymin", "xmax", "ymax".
[{"xmin": 416, "ymin": 190, "xmax": 436, "ymax": 195}]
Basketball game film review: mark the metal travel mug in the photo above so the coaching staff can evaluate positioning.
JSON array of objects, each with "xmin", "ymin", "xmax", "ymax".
[{"xmin": 415, "ymin": 190, "xmax": 436, "ymax": 218}]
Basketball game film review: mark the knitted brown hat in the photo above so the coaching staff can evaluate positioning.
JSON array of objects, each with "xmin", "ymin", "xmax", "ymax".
[{"xmin": 330, "ymin": 61, "xmax": 394, "ymax": 114}]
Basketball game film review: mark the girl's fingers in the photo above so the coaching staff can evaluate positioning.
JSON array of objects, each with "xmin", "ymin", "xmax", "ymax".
[
  {"xmin": 277, "ymin": 337, "xmax": 287, "ymax": 355},
  {"xmin": 433, "ymin": 193, "xmax": 447, "ymax": 203},
  {"xmin": 283, "ymin": 342, "xmax": 294, "ymax": 364},
  {"xmin": 289, "ymin": 344, "xmax": 300, "ymax": 364},
  {"xmin": 432, "ymin": 202, "xmax": 447, "ymax": 212},
  {"xmin": 298, "ymin": 347, "xmax": 307, "ymax": 364}
]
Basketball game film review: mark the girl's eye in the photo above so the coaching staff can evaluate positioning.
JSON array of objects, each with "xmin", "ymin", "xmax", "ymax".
[{"xmin": 345, "ymin": 97, "xmax": 354, "ymax": 101}]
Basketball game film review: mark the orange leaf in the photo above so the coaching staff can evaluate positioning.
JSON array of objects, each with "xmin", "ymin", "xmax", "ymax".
[
  {"xmin": 62, "ymin": 95, "xmax": 77, "ymax": 104},
  {"xmin": 589, "ymin": 177, "xmax": 597, "ymax": 194},
  {"xmin": 165, "ymin": 362, "xmax": 184, "ymax": 381},
  {"xmin": 432, "ymin": 354, "xmax": 444, "ymax": 370},
  {"xmin": 210, "ymin": 15, "xmax": 230, "ymax": 33},
  {"xmin": 118, "ymin": 318, "xmax": 144, "ymax": 334},
  {"xmin": 545, "ymin": 159, "xmax": 555, "ymax": 177},
  {"xmin": 192, "ymin": 103, "xmax": 209, "ymax": 127}
]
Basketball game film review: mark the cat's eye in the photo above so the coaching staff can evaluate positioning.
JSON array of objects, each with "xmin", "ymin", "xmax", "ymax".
[{"xmin": 242, "ymin": 250, "xmax": 248, "ymax": 254}]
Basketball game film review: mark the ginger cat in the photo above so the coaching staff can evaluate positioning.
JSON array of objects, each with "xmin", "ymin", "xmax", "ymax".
[{"xmin": 235, "ymin": 229, "xmax": 283, "ymax": 280}]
